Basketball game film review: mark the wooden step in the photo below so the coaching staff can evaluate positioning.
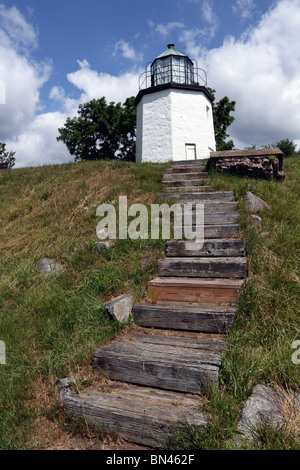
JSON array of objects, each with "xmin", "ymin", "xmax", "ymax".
[
  {"xmin": 176, "ymin": 201, "xmax": 238, "ymax": 212},
  {"xmin": 200, "ymin": 224, "xmax": 241, "ymax": 238},
  {"xmin": 58, "ymin": 379, "xmax": 207, "ymax": 447},
  {"xmin": 158, "ymin": 257, "xmax": 246, "ymax": 279},
  {"xmin": 163, "ymin": 180, "xmax": 209, "ymax": 188},
  {"xmin": 133, "ymin": 302, "xmax": 235, "ymax": 333},
  {"xmin": 172, "ymin": 160, "xmax": 207, "ymax": 166},
  {"xmin": 159, "ymin": 191, "xmax": 236, "ymax": 202},
  {"xmin": 182, "ymin": 211, "xmax": 240, "ymax": 225},
  {"xmin": 165, "ymin": 168, "xmax": 206, "ymax": 175},
  {"xmin": 163, "ymin": 172, "xmax": 208, "ymax": 181},
  {"xmin": 148, "ymin": 277, "xmax": 244, "ymax": 305},
  {"xmin": 92, "ymin": 332, "xmax": 222, "ymax": 395},
  {"xmin": 165, "ymin": 186, "xmax": 213, "ymax": 192},
  {"xmin": 166, "ymin": 239, "xmax": 245, "ymax": 257}
]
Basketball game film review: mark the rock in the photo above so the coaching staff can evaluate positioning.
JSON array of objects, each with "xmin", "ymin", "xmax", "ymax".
[
  {"xmin": 37, "ymin": 258, "xmax": 64, "ymax": 276},
  {"xmin": 249, "ymin": 214, "xmax": 262, "ymax": 228},
  {"xmin": 237, "ymin": 384, "xmax": 300, "ymax": 442},
  {"xmin": 105, "ymin": 294, "xmax": 133, "ymax": 323},
  {"xmin": 243, "ymin": 192, "xmax": 271, "ymax": 211},
  {"xmin": 94, "ymin": 241, "xmax": 115, "ymax": 253},
  {"xmin": 277, "ymin": 171, "xmax": 286, "ymax": 181}
]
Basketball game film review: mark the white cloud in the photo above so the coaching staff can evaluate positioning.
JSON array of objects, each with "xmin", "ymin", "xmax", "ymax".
[
  {"xmin": 66, "ymin": 59, "xmax": 140, "ymax": 104},
  {"xmin": 153, "ymin": 21, "xmax": 185, "ymax": 38},
  {"xmin": 201, "ymin": 0, "xmax": 219, "ymax": 37},
  {"xmin": 233, "ymin": 0, "xmax": 256, "ymax": 19},
  {"xmin": 114, "ymin": 40, "xmax": 143, "ymax": 62},
  {"xmin": 194, "ymin": 0, "xmax": 300, "ymax": 148},
  {"xmin": 8, "ymin": 112, "xmax": 71, "ymax": 168},
  {"xmin": 0, "ymin": 5, "xmax": 51, "ymax": 141},
  {"xmin": 0, "ymin": 4, "xmax": 38, "ymax": 50}
]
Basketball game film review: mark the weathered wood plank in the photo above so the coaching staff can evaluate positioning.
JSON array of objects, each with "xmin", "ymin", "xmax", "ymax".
[
  {"xmin": 195, "ymin": 224, "xmax": 241, "ymax": 238},
  {"xmin": 165, "ymin": 186, "xmax": 213, "ymax": 193},
  {"xmin": 94, "ymin": 339, "xmax": 222, "ymax": 366},
  {"xmin": 201, "ymin": 224, "xmax": 241, "ymax": 238},
  {"xmin": 127, "ymin": 333, "xmax": 226, "ymax": 354},
  {"xmin": 163, "ymin": 173, "xmax": 208, "ymax": 181},
  {"xmin": 159, "ymin": 191, "xmax": 236, "ymax": 201},
  {"xmin": 158, "ymin": 257, "xmax": 246, "ymax": 279},
  {"xmin": 58, "ymin": 379, "xmax": 207, "ymax": 447},
  {"xmin": 182, "ymin": 211, "xmax": 240, "ymax": 225},
  {"xmin": 133, "ymin": 303, "xmax": 235, "ymax": 333},
  {"xmin": 165, "ymin": 239, "xmax": 245, "ymax": 258},
  {"xmin": 163, "ymin": 179, "xmax": 209, "ymax": 187},
  {"xmin": 165, "ymin": 168, "xmax": 207, "ymax": 175},
  {"xmin": 92, "ymin": 339, "xmax": 219, "ymax": 394},
  {"xmin": 148, "ymin": 277, "xmax": 243, "ymax": 305},
  {"xmin": 177, "ymin": 201, "xmax": 238, "ymax": 212}
]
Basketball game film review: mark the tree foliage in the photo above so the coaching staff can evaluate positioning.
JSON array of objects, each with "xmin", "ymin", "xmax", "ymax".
[
  {"xmin": 275, "ymin": 138, "xmax": 297, "ymax": 158},
  {"xmin": 208, "ymin": 88, "xmax": 236, "ymax": 151},
  {"xmin": 0, "ymin": 142, "xmax": 15, "ymax": 168},
  {"xmin": 57, "ymin": 97, "xmax": 136, "ymax": 162}
]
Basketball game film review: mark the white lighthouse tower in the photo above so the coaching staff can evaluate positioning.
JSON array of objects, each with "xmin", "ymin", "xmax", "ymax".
[{"xmin": 135, "ymin": 44, "xmax": 216, "ymax": 163}]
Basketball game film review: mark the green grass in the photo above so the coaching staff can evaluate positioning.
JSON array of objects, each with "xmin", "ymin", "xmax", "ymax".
[{"xmin": 0, "ymin": 160, "xmax": 168, "ymax": 449}]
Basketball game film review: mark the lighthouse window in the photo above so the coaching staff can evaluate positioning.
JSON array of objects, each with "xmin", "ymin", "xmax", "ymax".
[{"xmin": 206, "ymin": 106, "xmax": 210, "ymax": 119}]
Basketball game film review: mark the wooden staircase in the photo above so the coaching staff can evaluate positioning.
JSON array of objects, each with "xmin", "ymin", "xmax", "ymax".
[{"xmin": 58, "ymin": 160, "xmax": 246, "ymax": 448}]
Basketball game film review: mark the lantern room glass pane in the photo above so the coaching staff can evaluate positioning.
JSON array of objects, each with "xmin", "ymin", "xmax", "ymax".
[{"xmin": 151, "ymin": 56, "xmax": 194, "ymax": 86}]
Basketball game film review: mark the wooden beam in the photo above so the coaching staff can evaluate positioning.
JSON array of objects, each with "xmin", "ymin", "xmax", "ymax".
[
  {"xmin": 165, "ymin": 239, "xmax": 245, "ymax": 257},
  {"xmin": 148, "ymin": 277, "xmax": 244, "ymax": 305},
  {"xmin": 158, "ymin": 257, "xmax": 246, "ymax": 279},
  {"xmin": 133, "ymin": 303, "xmax": 235, "ymax": 333}
]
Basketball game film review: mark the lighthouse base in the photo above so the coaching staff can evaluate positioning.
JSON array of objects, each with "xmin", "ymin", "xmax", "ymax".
[{"xmin": 136, "ymin": 86, "xmax": 216, "ymax": 164}]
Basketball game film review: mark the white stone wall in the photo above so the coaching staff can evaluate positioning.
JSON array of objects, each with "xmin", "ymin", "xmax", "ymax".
[
  {"xmin": 136, "ymin": 87, "xmax": 216, "ymax": 163},
  {"xmin": 136, "ymin": 89, "xmax": 172, "ymax": 163}
]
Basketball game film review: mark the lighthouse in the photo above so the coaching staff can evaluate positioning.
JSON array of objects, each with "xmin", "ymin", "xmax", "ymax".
[{"xmin": 135, "ymin": 44, "xmax": 216, "ymax": 163}]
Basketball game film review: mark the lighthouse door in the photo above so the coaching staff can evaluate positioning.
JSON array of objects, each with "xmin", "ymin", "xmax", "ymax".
[{"xmin": 185, "ymin": 144, "xmax": 196, "ymax": 160}]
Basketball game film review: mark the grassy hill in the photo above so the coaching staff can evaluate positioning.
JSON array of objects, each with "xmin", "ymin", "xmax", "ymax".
[{"xmin": 0, "ymin": 157, "xmax": 299, "ymax": 450}]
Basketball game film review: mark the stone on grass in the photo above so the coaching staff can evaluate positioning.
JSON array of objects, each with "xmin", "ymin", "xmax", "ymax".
[
  {"xmin": 94, "ymin": 241, "xmax": 115, "ymax": 253},
  {"xmin": 237, "ymin": 384, "xmax": 300, "ymax": 442},
  {"xmin": 105, "ymin": 294, "xmax": 133, "ymax": 323},
  {"xmin": 37, "ymin": 258, "xmax": 64, "ymax": 276},
  {"xmin": 243, "ymin": 192, "xmax": 271, "ymax": 211},
  {"xmin": 249, "ymin": 214, "xmax": 262, "ymax": 228}
]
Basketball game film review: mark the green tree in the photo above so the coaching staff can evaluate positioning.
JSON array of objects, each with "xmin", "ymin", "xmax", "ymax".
[
  {"xmin": 275, "ymin": 138, "xmax": 297, "ymax": 158},
  {"xmin": 208, "ymin": 88, "xmax": 236, "ymax": 151},
  {"xmin": 57, "ymin": 96, "xmax": 136, "ymax": 162},
  {"xmin": 0, "ymin": 142, "xmax": 15, "ymax": 168}
]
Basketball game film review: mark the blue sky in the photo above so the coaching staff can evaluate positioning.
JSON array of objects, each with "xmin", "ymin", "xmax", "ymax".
[{"xmin": 0, "ymin": 0, "xmax": 300, "ymax": 167}]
